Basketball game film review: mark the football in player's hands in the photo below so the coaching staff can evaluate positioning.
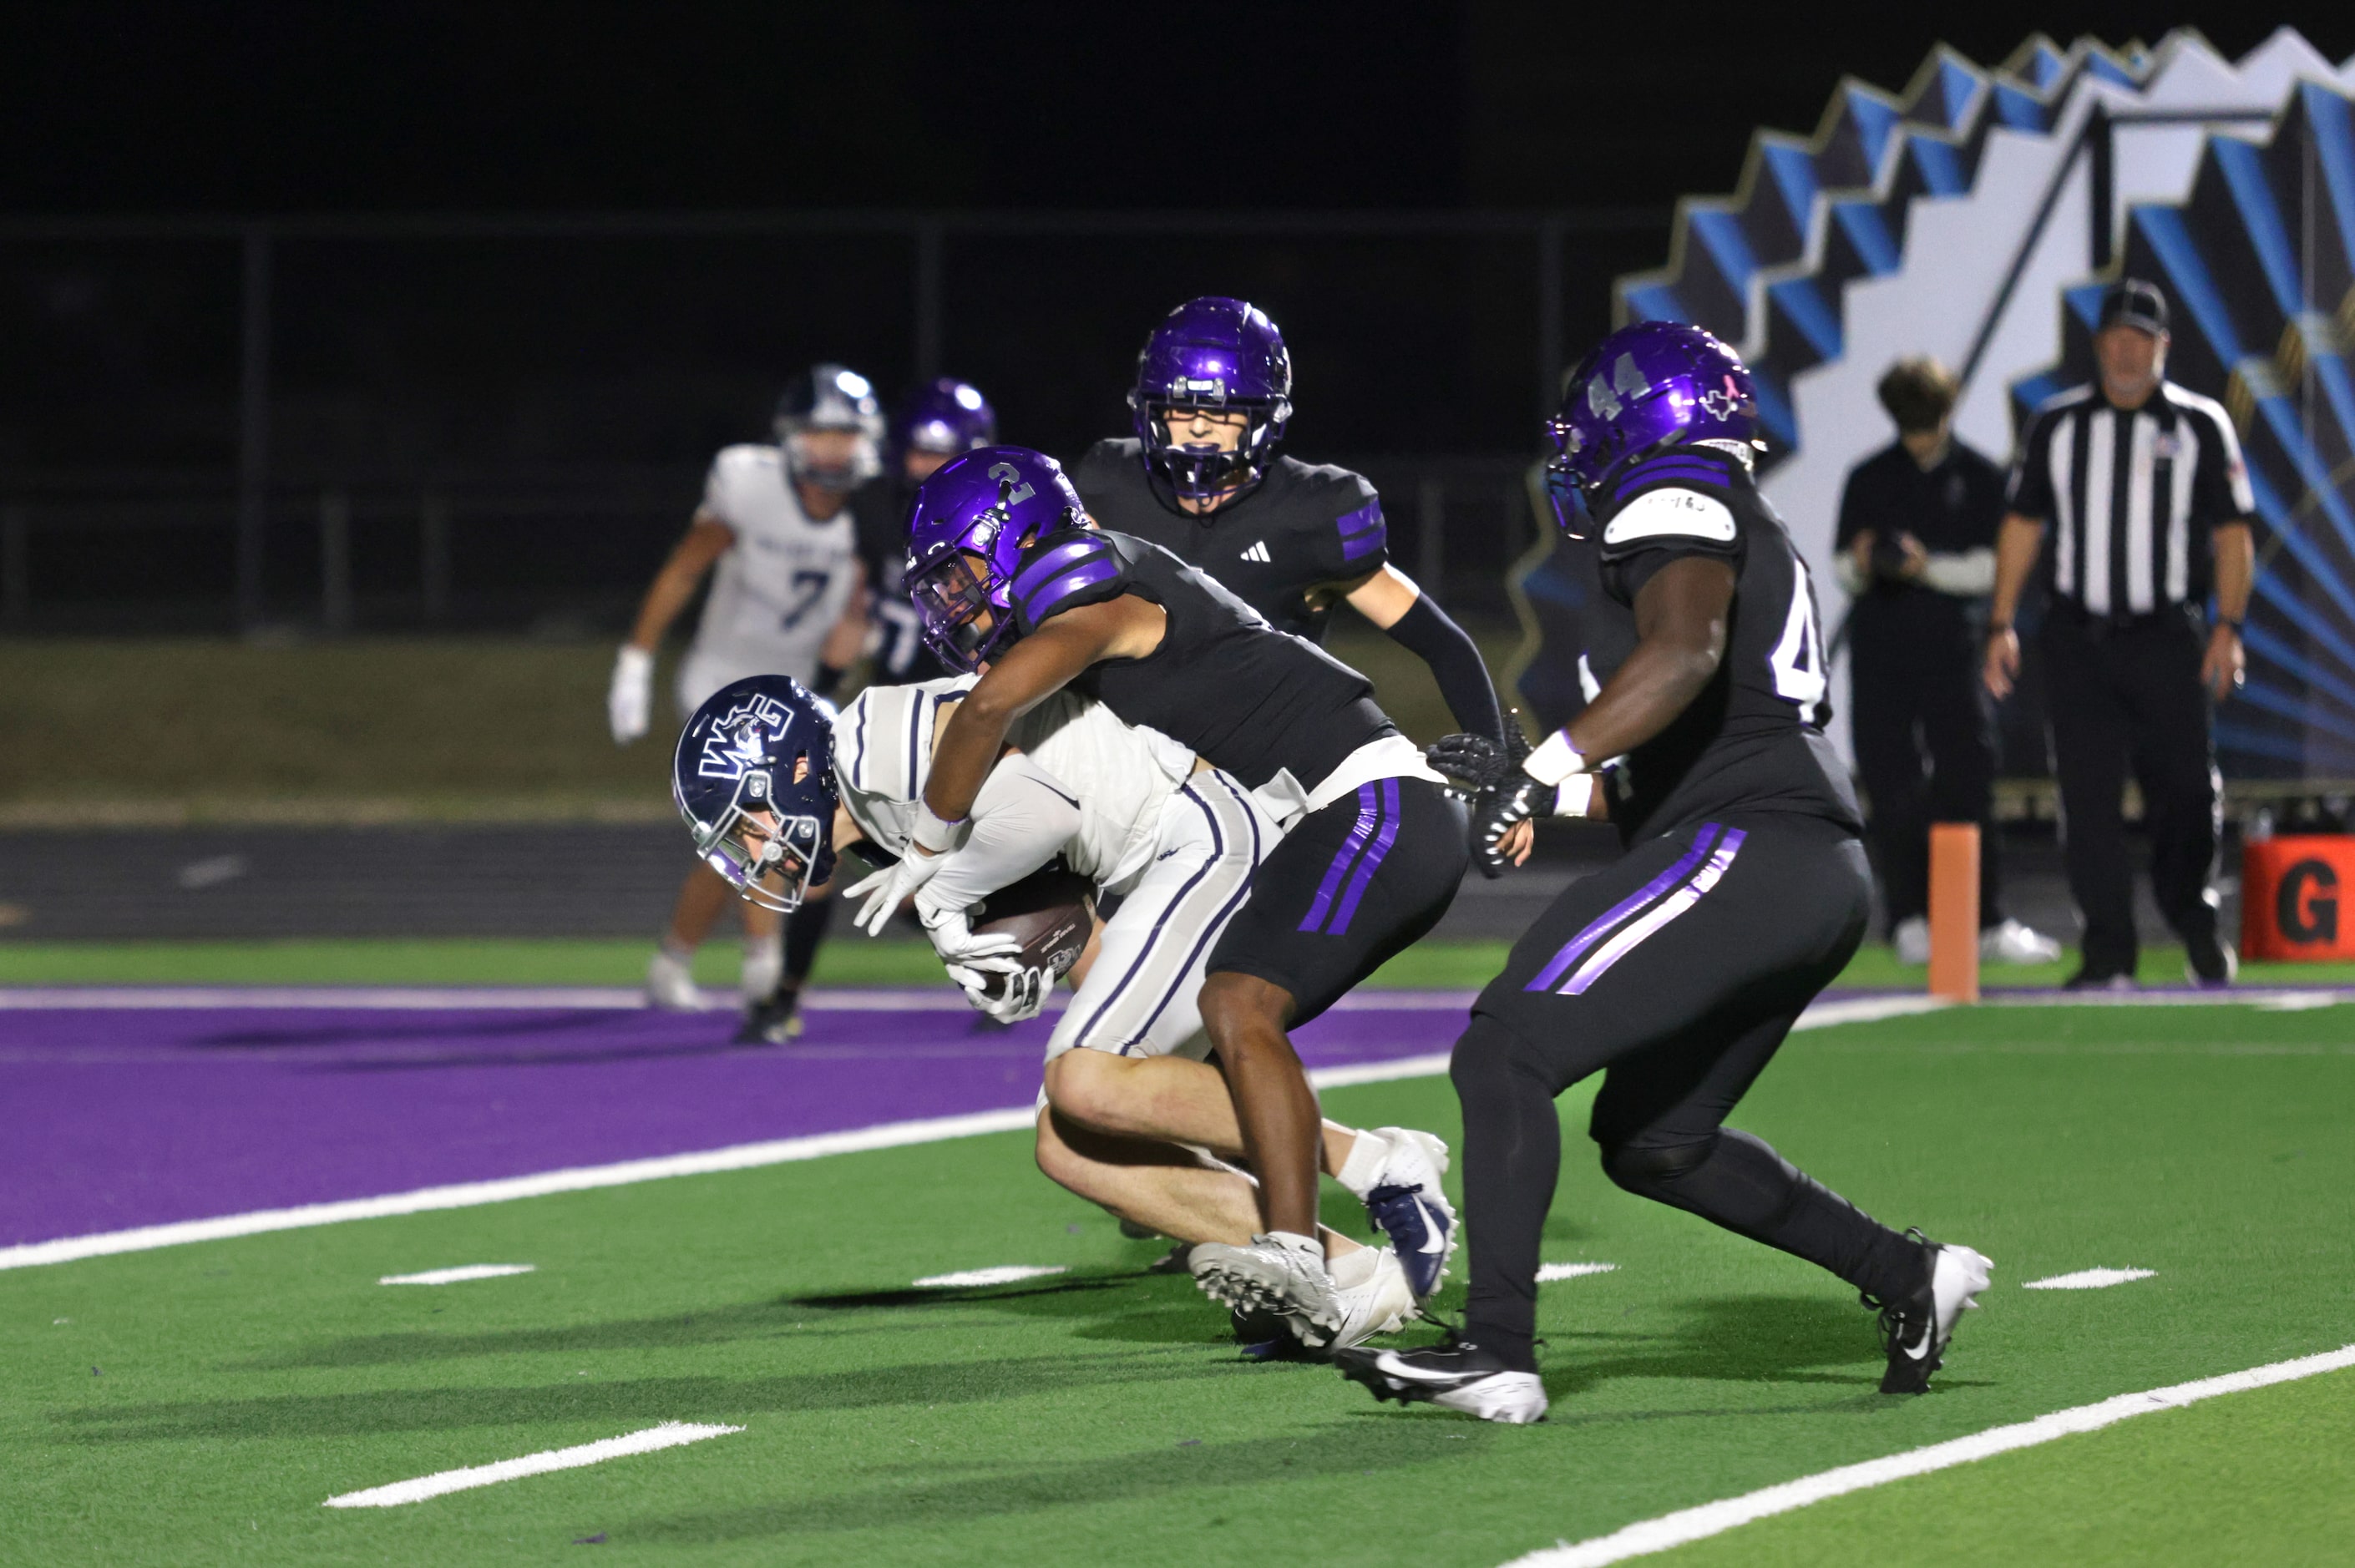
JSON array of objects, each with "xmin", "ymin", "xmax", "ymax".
[{"xmin": 964, "ymin": 862, "xmax": 1094, "ymax": 1002}]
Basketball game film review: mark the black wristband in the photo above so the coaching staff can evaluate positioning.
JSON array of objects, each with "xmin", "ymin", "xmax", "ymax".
[
  {"xmin": 1383, "ymin": 593, "xmax": 1505, "ymax": 741},
  {"xmin": 812, "ymin": 661, "xmax": 848, "ymax": 699},
  {"xmin": 2217, "ymin": 616, "xmax": 2245, "ymax": 635}
]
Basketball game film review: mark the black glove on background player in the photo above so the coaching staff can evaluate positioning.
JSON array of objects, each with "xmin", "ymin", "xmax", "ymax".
[{"xmin": 1426, "ymin": 720, "xmax": 1550, "ymax": 879}]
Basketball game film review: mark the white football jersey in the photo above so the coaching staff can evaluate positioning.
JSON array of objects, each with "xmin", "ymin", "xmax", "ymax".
[
  {"xmin": 833, "ymin": 676, "xmax": 1195, "ymax": 892},
  {"xmin": 687, "ymin": 443, "xmax": 859, "ymax": 684}
]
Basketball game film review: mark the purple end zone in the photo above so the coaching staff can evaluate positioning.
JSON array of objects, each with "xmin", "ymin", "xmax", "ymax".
[{"xmin": 0, "ymin": 992, "xmax": 1466, "ymax": 1248}]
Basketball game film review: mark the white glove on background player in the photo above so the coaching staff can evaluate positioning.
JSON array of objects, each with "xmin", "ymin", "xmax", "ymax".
[
  {"xmin": 608, "ymin": 645, "xmax": 654, "ymax": 744},
  {"xmin": 946, "ymin": 959, "xmax": 1051, "ymax": 1024}
]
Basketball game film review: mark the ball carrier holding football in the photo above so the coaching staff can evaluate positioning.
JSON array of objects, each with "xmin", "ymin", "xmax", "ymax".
[
  {"xmin": 1335, "ymin": 323, "xmax": 1993, "ymax": 1425},
  {"xmin": 884, "ymin": 445, "xmax": 1474, "ymax": 1341},
  {"xmin": 828, "ymin": 672, "xmax": 1451, "ymax": 1351}
]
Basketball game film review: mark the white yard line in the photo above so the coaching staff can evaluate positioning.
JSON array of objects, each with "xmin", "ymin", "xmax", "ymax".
[
  {"xmin": 914, "ymin": 1265, "xmax": 1066, "ymax": 1287},
  {"xmin": 0, "ymin": 985, "xmax": 1052, "ymax": 1012},
  {"xmin": 322, "ymin": 1421, "xmax": 742, "ymax": 1509},
  {"xmin": 1537, "ymin": 1262, "xmax": 1618, "ymax": 1282},
  {"xmin": 378, "ymin": 1263, "xmax": 537, "ymax": 1286},
  {"xmin": 2022, "ymin": 1267, "xmax": 2155, "ymax": 1291},
  {"xmin": 1500, "ymin": 1343, "xmax": 2355, "ymax": 1568},
  {"xmin": 0, "ymin": 989, "xmax": 1963, "ymax": 1273}
]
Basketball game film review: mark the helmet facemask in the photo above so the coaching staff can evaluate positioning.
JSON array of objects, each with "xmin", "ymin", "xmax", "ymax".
[
  {"xmin": 691, "ymin": 755, "xmax": 827, "ymax": 913},
  {"xmin": 1136, "ymin": 393, "xmax": 1289, "ymax": 505}
]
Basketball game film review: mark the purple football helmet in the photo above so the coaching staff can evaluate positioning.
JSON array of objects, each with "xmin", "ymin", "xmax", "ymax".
[
  {"xmin": 1544, "ymin": 321, "xmax": 1761, "ymax": 536},
  {"xmin": 1128, "ymin": 296, "xmax": 1294, "ymax": 504},
  {"xmin": 904, "ymin": 446, "xmax": 1088, "ymax": 672},
  {"xmin": 889, "ymin": 377, "xmax": 998, "ymax": 473}
]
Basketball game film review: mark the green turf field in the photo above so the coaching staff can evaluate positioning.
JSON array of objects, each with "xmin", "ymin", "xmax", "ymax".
[
  {"xmin": 3, "ymin": 1001, "xmax": 2348, "ymax": 1565},
  {"xmin": 6, "ymin": 935, "xmax": 2355, "ymax": 993}
]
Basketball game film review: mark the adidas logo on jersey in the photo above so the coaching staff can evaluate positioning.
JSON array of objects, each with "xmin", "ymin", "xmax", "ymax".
[{"xmin": 1241, "ymin": 540, "xmax": 1272, "ymax": 564}]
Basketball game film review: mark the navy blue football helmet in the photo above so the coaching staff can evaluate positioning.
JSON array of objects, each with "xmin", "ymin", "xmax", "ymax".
[
  {"xmin": 672, "ymin": 676, "xmax": 838, "ymax": 911},
  {"xmin": 774, "ymin": 363, "xmax": 884, "ymax": 492}
]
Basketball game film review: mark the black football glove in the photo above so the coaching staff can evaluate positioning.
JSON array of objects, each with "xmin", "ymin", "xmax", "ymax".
[{"xmin": 1428, "ymin": 719, "xmax": 1547, "ymax": 879}]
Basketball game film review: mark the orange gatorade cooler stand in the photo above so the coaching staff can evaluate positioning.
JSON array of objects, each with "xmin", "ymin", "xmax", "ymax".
[{"xmin": 2241, "ymin": 836, "xmax": 2355, "ymax": 961}]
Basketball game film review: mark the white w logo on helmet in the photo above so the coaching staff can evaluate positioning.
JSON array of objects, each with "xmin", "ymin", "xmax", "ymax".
[{"xmin": 698, "ymin": 695, "xmax": 793, "ymax": 780}]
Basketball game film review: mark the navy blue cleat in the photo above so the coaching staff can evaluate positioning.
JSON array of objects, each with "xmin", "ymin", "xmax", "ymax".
[{"xmin": 1360, "ymin": 1127, "xmax": 1457, "ymax": 1303}]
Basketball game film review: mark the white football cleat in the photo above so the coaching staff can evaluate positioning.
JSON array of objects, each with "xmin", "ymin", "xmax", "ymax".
[
  {"xmin": 1335, "ymin": 1340, "xmax": 1548, "ymax": 1424},
  {"xmin": 1877, "ymin": 1237, "xmax": 1994, "ymax": 1394},
  {"xmin": 1296, "ymin": 1247, "xmax": 1419, "ymax": 1353},
  {"xmin": 1982, "ymin": 919, "xmax": 2062, "ymax": 964},
  {"xmin": 1189, "ymin": 1233, "xmax": 1340, "ymax": 1338},
  {"xmin": 645, "ymin": 948, "xmax": 708, "ymax": 1012},
  {"xmin": 1892, "ymin": 915, "xmax": 1931, "ymax": 966}
]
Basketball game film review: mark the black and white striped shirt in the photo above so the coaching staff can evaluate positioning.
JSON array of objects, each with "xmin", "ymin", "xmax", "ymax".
[{"xmin": 2008, "ymin": 382, "xmax": 2253, "ymax": 615}]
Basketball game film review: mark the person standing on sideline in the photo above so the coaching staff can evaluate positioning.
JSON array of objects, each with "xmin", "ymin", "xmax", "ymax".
[
  {"xmin": 1985, "ymin": 280, "xmax": 2255, "ymax": 989},
  {"xmin": 1836, "ymin": 357, "xmax": 2059, "ymax": 967},
  {"xmin": 607, "ymin": 364, "xmax": 875, "ymax": 1037}
]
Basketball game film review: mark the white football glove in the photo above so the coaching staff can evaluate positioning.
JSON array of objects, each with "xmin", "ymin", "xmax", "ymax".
[
  {"xmin": 946, "ymin": 959, "xmax": 1051, "ymax": 1024},
  {"xmin": 607, "ymin": 645, "xmax": 654, "ymax": 745},
  {"xmin": 846, "ymin": 851, "xmax": 945, "ymax": 937},
  {"xmin": 916, "ymin": 895, "xmax": 1026, "ymax": 968}
]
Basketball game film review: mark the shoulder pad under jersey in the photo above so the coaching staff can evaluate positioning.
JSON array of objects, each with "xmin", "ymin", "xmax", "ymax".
[
  {"xmin": 1594, "ymin": 451, "xmax": 1746, "ymax": 559},
  {"xmin": 1010, "ymin": 527, "xmax": 1130, "ymax": 635},
  {"xmin": 1268, "ymin": 459, "xmax": 1383, "ymax": 570}
]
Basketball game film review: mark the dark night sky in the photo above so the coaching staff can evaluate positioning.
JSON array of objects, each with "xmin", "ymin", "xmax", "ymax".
[{"xmin": 7, "ymin": 3, "xmax": 2352, "ymax": 215}]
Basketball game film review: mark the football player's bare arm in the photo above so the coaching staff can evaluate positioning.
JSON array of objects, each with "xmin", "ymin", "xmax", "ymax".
[
  {"xmin": 1334, "ymin": 564, "xmax": 1507, "ymax": 741},
  {"xmin": 1334, "ymin": 563, "xmax": 1410, "ymax": 625},
  {"xmin": 1564, "ymin": 555, "xmax": 1735, "ymax": 762},
  {"xmin": 626, "ymin": 516, "xmax": 735, "ymax": 652},
  {"xmin": 922, "ymin": 595, "xmax": 1167, "ymax": 825}
]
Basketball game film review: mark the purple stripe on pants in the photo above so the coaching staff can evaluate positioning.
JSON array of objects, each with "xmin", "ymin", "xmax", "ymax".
[
  {"xmin": 1523, "ymin": 823, "xmax": 1724, "ymax": 992},
  {"xmin": 1298, "ymin": 784, "xmax": 1380, "ymax": 933},
  {"xmin": 1327, "ymin": 777, "xmax": 1402, "ymax": 935},
  {"xmin": 1560, "ymin": 826, "xmax": 1746, "ymax": 994}
]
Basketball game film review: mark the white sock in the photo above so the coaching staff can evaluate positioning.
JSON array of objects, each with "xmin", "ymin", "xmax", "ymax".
[
  {"xmin": 1333, "ymin": 1128, "xmax": 1392, "ymax": 1197},
  {"xmin": 740, "ymin": 937, "xmax": 784, "ymax": 1000},
  {"xmin": 1324, "ymin": 1243, "xmax": 1378, "ymax": 1290}
]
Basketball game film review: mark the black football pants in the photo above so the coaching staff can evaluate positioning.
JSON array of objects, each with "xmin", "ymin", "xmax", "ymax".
[
  {"xmin": 1848, "ymin": 597, "xmax": 2003, "ymax": 929},
  {"xmin": 2042, "ymin": 607, "xmax": 2221, "ymax": 977},
  {"xmin": 1451, "ymin": 813, "xmax": 1922, "ymax": 1369}
]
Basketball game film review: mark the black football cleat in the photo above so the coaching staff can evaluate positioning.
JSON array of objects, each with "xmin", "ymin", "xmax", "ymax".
[
  {"xmin": 1872, "ymin": 1232, "xmax": 1994, "ymax": 1394},
  {"xmin": 1334, "ymin": 1338, "xmax": 1547, "ymax": 1423},
  {"xmin": 734, "ymin": 989, "xmax": 803, "ymax": 1044}
]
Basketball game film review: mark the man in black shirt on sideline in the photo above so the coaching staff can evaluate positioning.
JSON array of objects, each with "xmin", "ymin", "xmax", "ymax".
[
  {"xmin": 1836, "ymin": 357, "xmax": 2059, "ymax": 968},
  {"xmin": 1071, "ymin": 296, "xmax": 1502, "ymax": 744}
]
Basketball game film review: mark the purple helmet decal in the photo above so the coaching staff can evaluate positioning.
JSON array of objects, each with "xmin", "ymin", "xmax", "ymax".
[
  {"xmin": 1127, "ymin": 296, "xmax": 1294, "ymax": 504},
  {"xmin": 889, "ymin": 377, "xmax": 998, "ymax": 463},
  {"xmin": 1544, "ymin": 321, "xmax": 1760, "ymax": 535},
  {"xmin": 903, "ymin": 446, "xmax": 1087, "ymax": 672}
]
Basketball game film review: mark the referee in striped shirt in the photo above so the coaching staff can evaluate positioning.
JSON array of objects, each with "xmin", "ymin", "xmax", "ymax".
[{"xmin": 1983, "ymin": 279, "xmax": 2255, "ymax": 989}]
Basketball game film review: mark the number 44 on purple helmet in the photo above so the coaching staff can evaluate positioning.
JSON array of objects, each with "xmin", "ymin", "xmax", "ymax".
[{"xmin": 1544, "ymin": 321, "xmax": 1763, "ymax": 538}]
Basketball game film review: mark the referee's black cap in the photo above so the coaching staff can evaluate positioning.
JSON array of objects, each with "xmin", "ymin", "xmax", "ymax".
[{"xmin": 2098, "ymin": 278, "xmax": 2170, "ymax": 336}]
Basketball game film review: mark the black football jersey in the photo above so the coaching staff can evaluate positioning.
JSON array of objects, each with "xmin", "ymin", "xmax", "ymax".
[
  {"xmin": 1578, "ymin": 449, "xmax": 1862, "ymax": 845},
  {"xmin": 848, "ymin": 474, "xmax": 949, "ymax": 682},
  {"xmin": 1007, "ymin": 525, "xmax": 1395, "ymax": 792},
  {"xmin": 1068, "ymin": 438, "xmax": 1387, "ymax": 643}
]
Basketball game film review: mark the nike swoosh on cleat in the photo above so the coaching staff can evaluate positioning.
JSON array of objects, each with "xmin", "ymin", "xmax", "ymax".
[{"xmin": 1904, "ymin": 1329, "xmax": 1935, "ymax": 1360}]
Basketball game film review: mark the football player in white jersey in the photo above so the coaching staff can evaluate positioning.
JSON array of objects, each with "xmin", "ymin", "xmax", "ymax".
[
  {"xmin": 609, "ymin": 364, "xmax": 876, "ymax": 1039},
  {"xmin": 829, "ymin": 677, "xmax": 1454, "ymax": 1353}
]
